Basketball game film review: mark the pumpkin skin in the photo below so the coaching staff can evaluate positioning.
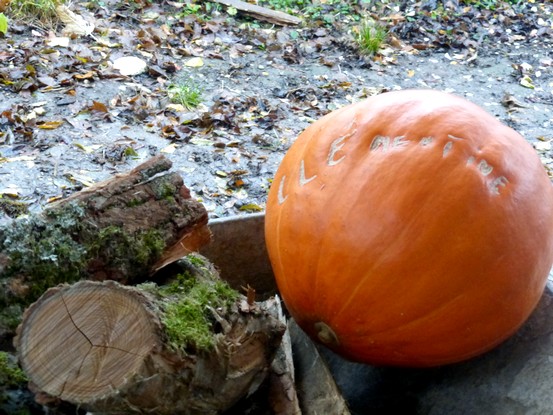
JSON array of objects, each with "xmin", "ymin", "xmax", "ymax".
[{"xmin": 265, "ymin": 89, "xmax": 553, "ymax": 367}]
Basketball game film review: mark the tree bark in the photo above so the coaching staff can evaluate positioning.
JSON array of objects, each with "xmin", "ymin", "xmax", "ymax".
[
  {"xmin": 0, "ymin": 155, "xmax": 211, "ymax": 340},
  {"xmin": 14, "ymin": 257, "xmax": 286, "ymax": 414}
]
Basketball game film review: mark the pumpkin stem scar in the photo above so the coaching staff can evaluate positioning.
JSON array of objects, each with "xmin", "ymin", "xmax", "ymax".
[{"xmin": 314, "ymin": 322, "xmax": 340, "ymax": 347}]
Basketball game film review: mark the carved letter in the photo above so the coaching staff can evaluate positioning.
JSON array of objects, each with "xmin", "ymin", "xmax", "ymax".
[
  {"xmin": 328, "ymin": 135, "xmax": 347, "ymax": 166},
  {"xmin": 478, "ymin": 160, "xmax": 493, "ymax": 176},
  {"xmin": 419, "ymin": 136, "xmax": 434, "ymax": 146},
  {"xmin": 488, "ymin": 176, "xmax": 509, "ymax": 195},
  {"xmin": 299, "ymin": 160, "xmax": 317, "ymax": 186},
  {"xmin": 443, "ymin": 141, "xmax": 453, "ymax": 157},
  {"xmin": 370, "ymin": 135, "xmax": 390, "ymax": 152},
  {"xmin": 278, "ymin": 176, "xmax": 288, "ymax": 204},
  {"xmin": 392, "ymin": 136, "xmax": 408, "ymax": 149},
  {"xmin": 327, "ymin": 120, "xmax": 357, "ymax": 166}
]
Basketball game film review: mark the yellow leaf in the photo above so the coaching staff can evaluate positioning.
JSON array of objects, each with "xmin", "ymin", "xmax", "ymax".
[
  {"xmin": 520, "ymin": 76, "xmax": 535, "ymax": 89},
  {"xmin": 38, "ymin": 120, "xmax": 64, "ymax": 130},
  {"xmin": 47, "ymin": 195, "xmax": 63, "ymax": 203},
  {"xmin": 185, "ymin": 57, "xmax": 204, "ymax": 68},
  {"xmin": 74, "ymin": 71, "xmax": 95, "ymax": 80},
  {"xmin": 239, "ymin": 203, "xmax": 263, "ymax": 212}
]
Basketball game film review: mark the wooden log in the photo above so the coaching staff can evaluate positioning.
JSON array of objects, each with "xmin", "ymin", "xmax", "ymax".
[
  {"xmin": 211, "ymin": 0, "xmax": 302, "ymax": 25},
  {"xmin": 14, "ymin": 255, "xmax": 286, "ymax": 414},
  {"xmin": 0, "ymin": 155, "xmax": 211, "ymax": 340}
]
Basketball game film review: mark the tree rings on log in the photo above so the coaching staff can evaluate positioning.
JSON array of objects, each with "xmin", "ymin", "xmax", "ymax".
[{"xmin": 15, "ymin": 281, "xmax": 162, "ymax": 404}]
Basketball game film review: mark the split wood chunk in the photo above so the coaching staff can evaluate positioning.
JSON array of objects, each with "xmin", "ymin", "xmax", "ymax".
[
  {"xmin": 0, "ymin": 155, "xmax": 210, "ymax": 340},
  {"xmin": 15, "ymin": 276, "xmax": 286, "ymax": 414}
]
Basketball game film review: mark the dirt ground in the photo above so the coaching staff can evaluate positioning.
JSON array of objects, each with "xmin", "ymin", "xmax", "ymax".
[{"xmin": 0, "ymin": 1, "xmax": 552, "ymax": 222}]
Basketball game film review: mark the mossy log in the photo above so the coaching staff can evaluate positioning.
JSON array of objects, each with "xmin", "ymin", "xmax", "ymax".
[
  {"xmin": 14, "ymin": 256, "xmax": 286, "ymax": 414},
  {"xmin": 0, "ymin": 155, "xmax": 211, "ymax": 339}
]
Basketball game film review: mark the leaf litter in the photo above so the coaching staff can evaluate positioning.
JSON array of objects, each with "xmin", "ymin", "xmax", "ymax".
[{"xmin": 0, "ymin": 0, "xmax": 551, "ymax": 227}]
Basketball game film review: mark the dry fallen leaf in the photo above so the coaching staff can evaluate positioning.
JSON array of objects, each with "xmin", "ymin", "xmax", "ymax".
[
  {"xmin": 0, "ymin": 0, "xmax": 10, "ymax": 13},
  {"xmin": 112, "ymin": 56, "xmax": 148, "ymax": 76},
  {"xmin": 56, "ymin": 5, "xmax": 95, "ymax": 36},
  {"xmin": 239, "ymin": 203, "xmax": 263, "ymax": 212},
  {"xmin": 520, "ymin": 75, "xmax": 535, "ymax": 89},
  {"xmin": 161, "ymin": 144, "xmax": 177, "ymax": 153},
  {"xmin": 46, "ymin": 37, "xmax": 70, "ymax": 47},
  {"xmin": 185, "ymin": 57, "xmax": 204, "ymax": 67},
  {"xmin": 90, "ymin": 101, "xmax": 108, "ymax": 113},
  {"xmin": 37, "ymin": 120, "xmax": 64, "ymax": 130},
  {"xmin": 74, "ymin": 71, "xmax": 95, "ymax": 80}
]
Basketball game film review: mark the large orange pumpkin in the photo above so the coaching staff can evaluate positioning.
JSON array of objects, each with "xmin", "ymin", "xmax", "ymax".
[{"xmin": 265, "ymin": 89, "xmax": 553, "ymax": 367}]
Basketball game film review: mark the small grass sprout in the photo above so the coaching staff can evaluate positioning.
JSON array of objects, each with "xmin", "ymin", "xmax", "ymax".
[
  {"xmin": 167, "ymin": 81, "xmax": 203, "ymax": 110},
  {"xmin": 355, "ymin": 18, "xmax": 388, "ymax": 56},
  {"xmin": 0, "ymin": 351, "xmax": 28, "ymax": 387}
]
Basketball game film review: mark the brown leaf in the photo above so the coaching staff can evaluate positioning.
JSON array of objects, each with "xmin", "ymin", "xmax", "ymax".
[
  {"xmin": 90, "ymin": 101, "xmax": 108, "ymax": 113},
  {"xmin": 74, "ymin": 71, "xmax": 95, "ymax": 80},
  {"xmin": 0, "ymin": 0, "xmax": 10, "ymax": 13}
]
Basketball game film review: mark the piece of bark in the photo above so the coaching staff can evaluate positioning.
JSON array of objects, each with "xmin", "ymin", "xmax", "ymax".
[
  {"xmin": 0, "ymin": 155, "xmax": 210, "ymax": 340},
  {"xmin": 14, "ymin": 259, "xmax": 286, "ymax": 414},
  {"xmin": 212, "ymin": 0, "xmax": 302, "ymax": 25},
  {"xmin": 268, "ymin": 296, "xmax": 302, "ymax": 414},
  {"xmin": 289, "ymin": 320, "xmax": 351, "ymax": 415}
]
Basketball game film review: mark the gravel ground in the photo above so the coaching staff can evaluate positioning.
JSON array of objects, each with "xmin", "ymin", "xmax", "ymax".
[{"xmin": 0, "ymin": 1, "xmax": 551, "ymax": 221}]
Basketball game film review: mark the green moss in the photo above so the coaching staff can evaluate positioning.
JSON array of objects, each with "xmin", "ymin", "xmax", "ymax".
[
  {"xmin": 152, "ymin": 180, "xmax": 177, "ymax": 200},
  {"xmin": 0, "ymin": 352, "xmax": 27, "ymax": 387},
  {"xmin": 143, "ymin": 256, "xmax": 239, "ymax": 354},
  {"xmin": 162, "ymin": 278, "xmax": 238, "ymax": 352},
  {"xmin": 90, "ymin": 226, "xmax": 166, "ymax": 269},
  {"xmin": 186, "ymin": 254, "xmax": 206, "ymax": 268},
  {"xmin": 0, "ymin": 305, "xmax": 24, "ymax": 333},
  {"xmin": 0, "ymin": 203, "xmax": 88, "ymax": 306},
  {"xmin": 0, "ymin": 202, "xmax": 166, "ymax": 313},
  {"xmin": 126, "ymin": 198, "xmax": 144, "ymax": 207}
]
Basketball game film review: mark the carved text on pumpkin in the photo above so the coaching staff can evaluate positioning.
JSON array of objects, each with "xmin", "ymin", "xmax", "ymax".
[
  {"xmin": 276, "ymin": 131, "xmax": 509, "ymax": 205},
  {"xmin": 369, "ymin": 134, "xmax": 508, "ymax": 195}
]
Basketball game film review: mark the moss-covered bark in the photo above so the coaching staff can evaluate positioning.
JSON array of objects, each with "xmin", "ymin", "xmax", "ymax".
[{"xmin": 0, "ymin": 155, "xmax": 210, "ymax": 340}]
